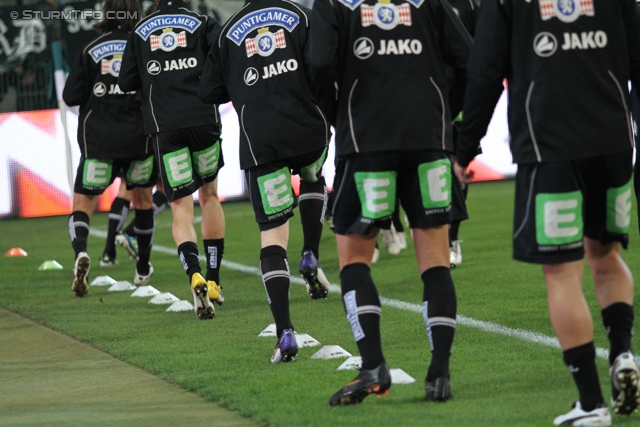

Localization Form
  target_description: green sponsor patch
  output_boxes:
[299,147,328,183]
[163,147,192,188]
[354,171,396,219]
[192,141,220,177]
[83,159,112,188]
[606,179,632,234]
[535,191,583,245]
[258,167,293,215]
[126,156,154,184]
[418,159,451,210]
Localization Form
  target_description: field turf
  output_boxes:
[1,179,639,426]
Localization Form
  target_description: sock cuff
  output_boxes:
[204,238,225,248]
[340,262,370,279]
[602,302,634,324]
[177,241,198,255]
[260,245,286,260]
[421,266,450,283]
[111,197,130,211]
[563,341,596,366]
[71,210,90,222]
[152,191,168,206]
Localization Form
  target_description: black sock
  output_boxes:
[69,211,90,256]
[204,238,224,284]
[122,190,167,237]
[105,197,129,256]
[449,222,461,245]
[177,242,200,282]
[563,342,604,411]
[299,177,326,260]
[134,208,154,275]
[123,219,135,238]
[422,266,457,381]
[602,303,634,365]
[340,263,384,370]
[152,190,168,216]
[260,245,293,337]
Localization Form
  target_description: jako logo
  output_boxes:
[376,39,422,55]
[261,59,298,79]
[93,82,107,97]
[533,32,557,57]
[561,31,607,51]
[147,60,161,75]
[244,67,259,86]
[162,58,197,71]
[354,37,374,60]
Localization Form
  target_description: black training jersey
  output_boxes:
[119,0,222,135]
[306,0,471,158]
[456,0,640,167]
[63,29,149,159]
[447,0,476,37]
[199,0,329,170]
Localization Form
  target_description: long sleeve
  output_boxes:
[62,52,87,107]
[198,34,231,105]
[305,0,340,125]
[456,0,510,167]
[625,0,640,89]
[118,32,142,93]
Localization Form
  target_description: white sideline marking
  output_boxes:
[91,229,628,363]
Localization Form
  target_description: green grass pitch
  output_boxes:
[1,179,639,426]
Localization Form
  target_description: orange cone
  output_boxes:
[5,247,27,257]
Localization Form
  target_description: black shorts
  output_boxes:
[332,150,453,235]
[74,153,159,195]
[513,150,633,264]
[450,171,469,223]
[153,124,224,203]
[246,147,327,231]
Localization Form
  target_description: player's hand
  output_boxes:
[453,157,474,184]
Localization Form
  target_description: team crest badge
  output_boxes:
[150,28,187,52]
[538,0,594,23]
[246,27,286,57]
[361,0,411,30]
[101,54,122,77]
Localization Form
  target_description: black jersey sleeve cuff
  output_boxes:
[455,134,480,168]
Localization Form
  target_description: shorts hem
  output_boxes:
[512,251,584,265]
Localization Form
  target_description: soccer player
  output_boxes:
[454,0,640,424]
[198,0,331,362]
[100,180,169,265]
[63,0,157,297]
[119,0,226,320]
[445,0,476,269]
[307,0,471,405]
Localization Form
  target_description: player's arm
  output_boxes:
[439,0,472,120]
[305,0,340,125]
[455,0,510,172]
[118,32,142,93]
[62,52,87,107]
[198,24,231,105]
[624,0,640,89]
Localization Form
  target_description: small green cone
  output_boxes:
[38,260,63,270]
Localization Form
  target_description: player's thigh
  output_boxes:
[582,150,633,249]
[245,161,297,232]
[73,156,119,196]
[153,130,203,202]
[396,150,452,230]
[513,161,585,265]
[331,153,399,236]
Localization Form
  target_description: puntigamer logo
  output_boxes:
[226,8,299,46]
[88,40,126,63]
[135,15,201,40]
